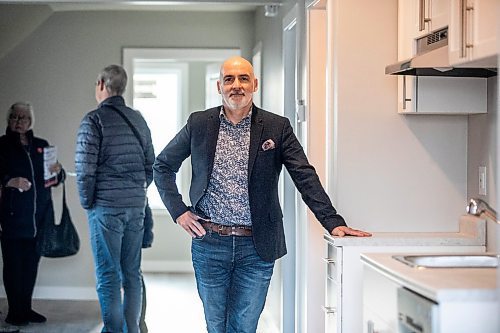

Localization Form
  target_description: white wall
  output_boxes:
[331,0,468,233]
[467,77,498,252]
[0,8,255,297]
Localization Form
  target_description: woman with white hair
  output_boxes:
[0,102,63,327]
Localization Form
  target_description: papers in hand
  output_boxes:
[44,146,58,187]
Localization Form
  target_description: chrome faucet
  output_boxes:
[466,198,499,224]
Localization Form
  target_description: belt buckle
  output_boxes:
[217,224,231,237]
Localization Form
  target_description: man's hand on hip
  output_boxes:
[176,211,207,238]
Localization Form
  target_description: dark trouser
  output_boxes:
[0,237,40,321]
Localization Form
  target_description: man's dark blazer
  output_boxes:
[153,105,346,262]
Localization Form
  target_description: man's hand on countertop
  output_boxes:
[332,226,372,237]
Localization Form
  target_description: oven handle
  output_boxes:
[399,313,424,332]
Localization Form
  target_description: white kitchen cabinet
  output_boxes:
[398,75,487,114]
[323,234,485,332]
[398,0,449,60]
[362,253,498,333]
[395,0,492,115]
[324,243,484,332]
[449,0,498,67]
[363,263,399,333]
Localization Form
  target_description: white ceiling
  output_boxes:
[0,0,285,12]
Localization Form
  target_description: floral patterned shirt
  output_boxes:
[197,108,252,226]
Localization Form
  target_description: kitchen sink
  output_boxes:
[392,254,499,268]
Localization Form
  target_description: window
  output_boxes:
[252,42,262,108]
[131,61,187,209]
[205,63,221,109]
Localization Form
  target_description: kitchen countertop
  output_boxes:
[360,251,497,303]
[324,215,485,246]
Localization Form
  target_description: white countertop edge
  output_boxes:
[325,216,485,246]
[360,253,497,303]
[360,253,439,301]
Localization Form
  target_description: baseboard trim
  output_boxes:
[141,260,194,273]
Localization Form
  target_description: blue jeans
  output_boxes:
[192,231,275,333]
[88,206,145,333]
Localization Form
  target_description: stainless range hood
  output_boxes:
[385,27,497,78]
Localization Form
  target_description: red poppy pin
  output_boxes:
[37,147,43,154]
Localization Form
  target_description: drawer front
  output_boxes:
[325,244,341,282]
[325,271,338,307]
[324,243,342,332]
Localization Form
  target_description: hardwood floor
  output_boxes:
[0,272,279,333]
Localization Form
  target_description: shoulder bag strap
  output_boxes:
[106,105,145,152]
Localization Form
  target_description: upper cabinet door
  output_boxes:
[398,0,449,61]
[426,0,449,33]
[398,76,487,114]
[449,0,498,67]
[398,0,418,60]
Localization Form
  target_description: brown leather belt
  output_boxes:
[201,222,252,237]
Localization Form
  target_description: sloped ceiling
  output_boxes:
[0,4,53,61]
[0,1,284,61]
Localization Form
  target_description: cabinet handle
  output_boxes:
[460,0,474,58]
[402,76,411,110]
[419,0,425,31]
[465,4,474,50]
[322,306,336,314]
[418,0,431,31]
[323,258,336,264]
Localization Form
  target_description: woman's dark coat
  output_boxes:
[0,128,61,239]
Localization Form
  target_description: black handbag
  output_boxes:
[38,181,80,258]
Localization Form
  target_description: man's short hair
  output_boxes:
[97,64,128,96]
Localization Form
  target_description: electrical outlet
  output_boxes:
[478,166,487,196]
